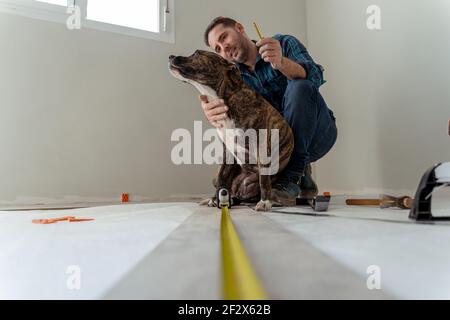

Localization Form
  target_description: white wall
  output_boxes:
[0,0,307,205]
[307,0,450,195]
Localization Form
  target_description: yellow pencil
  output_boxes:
[253,21,264,40]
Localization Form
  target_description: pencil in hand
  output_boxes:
[253,22,264,40]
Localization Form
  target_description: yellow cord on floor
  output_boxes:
[220,205,268,300]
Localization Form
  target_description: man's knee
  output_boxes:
[284,79,316,103]
[282,80,317,116]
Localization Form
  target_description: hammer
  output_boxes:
[346,194,414,209]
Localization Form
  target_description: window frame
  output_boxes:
[0,0,175,43]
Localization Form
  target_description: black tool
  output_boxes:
[216,188,331,212]
[409,162,450,221]
[296,195,331,212]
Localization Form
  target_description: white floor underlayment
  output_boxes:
[1,195,450,299]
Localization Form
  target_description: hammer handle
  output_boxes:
[346,199,381,206]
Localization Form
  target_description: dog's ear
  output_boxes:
[226,64,242,87]
[226,62,238,71]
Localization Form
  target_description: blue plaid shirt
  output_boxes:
[236,34,325,110]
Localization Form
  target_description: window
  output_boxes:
[36,0,68,5]
[0,0,174,43]
[87,0,159,33]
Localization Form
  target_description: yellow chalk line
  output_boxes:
[220,205,268,300]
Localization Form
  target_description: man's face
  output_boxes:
[208,23,250,64]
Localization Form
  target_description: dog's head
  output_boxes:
[168,50,242,96]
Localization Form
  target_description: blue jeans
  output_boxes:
[277,79,337,182]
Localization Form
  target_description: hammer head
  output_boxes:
[380,194,413,209]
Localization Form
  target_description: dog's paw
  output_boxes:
[254,199,272,212]
[198,197,217,207]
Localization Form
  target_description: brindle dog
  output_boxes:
[168,50,294,211]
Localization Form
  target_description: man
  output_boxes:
[200,16,337,200]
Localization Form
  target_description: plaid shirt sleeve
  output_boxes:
[280,35,325,88]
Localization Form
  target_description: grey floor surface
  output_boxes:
[2,196,450,299]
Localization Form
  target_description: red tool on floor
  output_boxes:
[32,216,95,224]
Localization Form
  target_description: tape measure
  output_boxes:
[218,188,268,300]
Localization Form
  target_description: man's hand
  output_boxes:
[256,37,307,80]
[199,95,228,128]
[256,38,284,70]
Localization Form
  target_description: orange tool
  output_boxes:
[32,216,75,224]
[32,216,94,224]
[68,217,95,222]
[32,219,57,224]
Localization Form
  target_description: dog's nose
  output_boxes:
[169,55,184,66]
